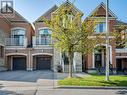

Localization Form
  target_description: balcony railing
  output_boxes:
[5,38,27,48]
[33,36,52,47]
[116,48,127,53]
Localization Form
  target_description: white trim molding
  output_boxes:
[11,27,26,31]
[38,27,51,31]
[32,53,53,56]
[93,44,112,68]
[6,53,27,56]
[116,48,127,53]
[116,56,127,58]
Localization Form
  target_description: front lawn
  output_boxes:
[59,75,127,86]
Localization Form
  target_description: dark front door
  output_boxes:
[95,54,102,68]
[36,56,51,70]
[13,57,26,70]
[116,59,122,71]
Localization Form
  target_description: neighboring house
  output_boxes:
[115,21,127,73]
[82,3,127,74]
[0,9,34,71]
[83,2,117,73]
[0,1,127,73]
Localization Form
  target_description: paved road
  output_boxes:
[36,89,127,95]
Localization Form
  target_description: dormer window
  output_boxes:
[37,28,52,45]
[95,22,106,33]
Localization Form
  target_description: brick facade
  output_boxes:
[0,1,126,73]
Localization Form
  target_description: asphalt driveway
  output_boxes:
[0,70,57,95]
[0,70,56,82]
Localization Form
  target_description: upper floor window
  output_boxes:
[62,13,74,28]
[11,29,25,37]
[37,28,52,45]
[95,22,106,33]
[11,28,26,46]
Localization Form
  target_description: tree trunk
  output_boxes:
[68,48,73,78]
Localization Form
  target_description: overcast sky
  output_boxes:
[14,0,127,23]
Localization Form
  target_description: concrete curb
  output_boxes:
[56,86,127,89]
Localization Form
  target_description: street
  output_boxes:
[0,87,127,95]
[36,89,127,95]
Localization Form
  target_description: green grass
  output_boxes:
[59,75,127,86]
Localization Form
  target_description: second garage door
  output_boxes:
[36,56,51,70]
[13,57,26,70]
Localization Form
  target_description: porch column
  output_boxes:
[102,50,105,67]
[109,46,112,65]
[73,52,82,72]
[92,51,95,68]
[28,49,33,71]
[60,51,64,72]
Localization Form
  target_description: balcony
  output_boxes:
[5,38,27,48]
[116,48,127,53]
[33,36,53,49]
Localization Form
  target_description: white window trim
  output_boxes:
[11,27,26,36]
[95,22,106,34]
[11,27,26,31]
[38,27,51,31]
[37,27,52,45]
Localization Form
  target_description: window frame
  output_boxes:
[11,28,26,46]
[37,28,52,45]
[11,27,26,37]
[95,22,106,33]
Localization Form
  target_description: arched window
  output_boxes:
[37,28,52,45]
[11,28,26,46]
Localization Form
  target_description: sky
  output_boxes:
[13,0,127,23]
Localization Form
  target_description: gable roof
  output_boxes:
[88,2,117,18]
[34,5,58,23]
[0,6,29,23]
[53,0,83,16]
[116,20,127,26]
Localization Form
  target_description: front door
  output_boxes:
[116,59,122,71]
[95,54,102,68]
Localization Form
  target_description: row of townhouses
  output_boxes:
[0,1,127,74]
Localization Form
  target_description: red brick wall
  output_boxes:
[85,5,117,70]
